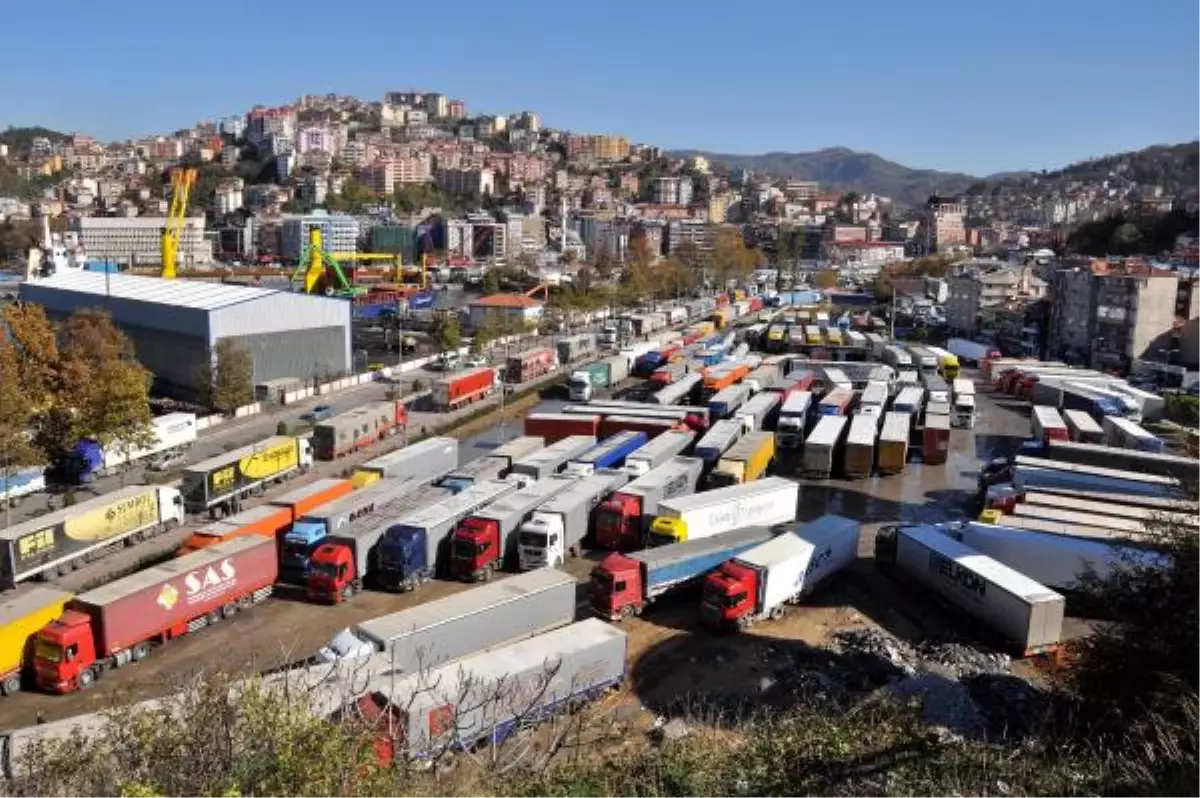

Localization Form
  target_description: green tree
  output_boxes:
[481,268,501,296]
[814,269,839,290]
[198,339,255,414]
[431,313,462,355]
[1110,222,1144,253]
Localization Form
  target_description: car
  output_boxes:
[464,354,488,368]
[301,404,334,423]
[148,450,186,472]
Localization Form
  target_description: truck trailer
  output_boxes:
[801,416,847,478]
[710,432,775,488]
[32,536,278,693]
[376,479,520,591]
[432,367,497,412]
[701,515,859,630]
[182,435,313,516]
[648,477,799,547]
[505,347,557,384]
[524,412,600,443]
[1,484,185,587]
[735,391,781,433]
[775,391,813,449]
[351,437,458,488]
[651,372,703,406]
[694,419,744,467]
[438,456,510,494]
[517,469,629,570]
[557,333,598,364]
[178,504,292,555]
[564,431,649,477]
[590,525,780,621]
[874,524,1065,655]
[312,400,407,460]
[594,456,704,550]
[624,429,695,477]
[843,414,878,478]
[0,587,73,696]
[510,435,597,480]
[316,569,578,670]
[922,413,951,465]
[567,356,628,401]
[65,412,197,483]
[876,412,910,475]
[449,476,579,581]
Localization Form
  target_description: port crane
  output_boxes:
[161,168,197,279]
[293,227,429,297]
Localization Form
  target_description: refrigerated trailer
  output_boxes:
[510,435,596,480]
[802,416,848,478]
[648,477,798,547]
[352,437,458,488]
[874,525,1065,655]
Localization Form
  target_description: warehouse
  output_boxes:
[20,272,351,400]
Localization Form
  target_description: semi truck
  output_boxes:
[710,432,775,488]
[564,431,649,477]
[775,391,813,449]
[935,520,1170,591]
[482,435,545,469]
[922,413,951,465]
[892,386,924,415]
[735,391,781,434]
[556,333,598,364]
[843,414,878,478]
[271,478,354,524]
[947,338,1000,365]
[449,476,578,581]
[1032,406,1069,443]
[1035,439,1196,481]
[1062,409,1104,444]
[315,569,577,669]
[651,372,702,406]
[648,477,799,547]
[624,429,695,477]
[524,412,601,443]
[0,484,185,587]
[818,387,854,417]
[594,456,704,550]
[517,469,629,570]
[178,504,292,555]
[801,415,847,478]
[304,514,395,602]
[280,477,430,584]
[376,479,520,591]
[511,435,596,480]
[567,357,628,401]
[590,525,779,620]
[432,367,497,412]
[438,456,510,493]
[32,536,278,693]
[351,437,458,488]
[505,347,556,384]
[64,412,197,483]
[876,412,911,475]
[312,400,407,460]
[707,384,751,420]
[0,587,73,696]
[182,435,313,517]
[701,515,859,630]
[874,524,1065,655]
[650,362,687,387]
[694,419,744,467]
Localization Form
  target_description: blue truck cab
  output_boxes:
[280,517,330,584]
[377,524,434,591]
[63,439,105,483]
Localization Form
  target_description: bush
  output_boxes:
[276,421,289,435]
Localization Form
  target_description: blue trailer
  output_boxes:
[590,524,780,619]
[564,431,649,477]
[633,350,668,377]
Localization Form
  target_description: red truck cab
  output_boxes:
[33,611,100,693]
[306,541,358,603]
[589,553,645,620]
[700,561,757,629]
[594,494,641,550]
[450,517,502,580]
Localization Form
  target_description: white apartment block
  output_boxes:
[73,217,213,266]
[280,212,361,260]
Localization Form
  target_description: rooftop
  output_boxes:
[23,271,296,311]
[469,293,543,309]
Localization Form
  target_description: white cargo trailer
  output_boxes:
[802,416,848,477]
[648,476,798,546]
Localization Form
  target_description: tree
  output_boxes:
[198,339,255,414]
[711,228,758,288]
[1110,222,1143,253]
[591,243,617,282]
[481,269,501,296]
[814,270,839,290]
[623,236,657,306]
[431,313,462,354]
[2,304,58,411]
[0,332,39,513]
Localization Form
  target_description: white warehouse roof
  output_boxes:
[19,271,350,341]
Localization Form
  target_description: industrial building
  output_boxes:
[20,272,351,400]
[72,217,213,267]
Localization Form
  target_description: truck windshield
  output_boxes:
[704,585,745,608]
[452,538,486,557]
[34,639,62,663]
[594,513,619,538]
[309,562,338,581]
[282,540,310,561]
[518,531,546,547]
[590,568,613,587]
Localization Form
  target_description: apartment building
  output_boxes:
[436,167,495,197]
[922,195,967,252]
[946,263,1046,333]
[280,212,361,260]
[246,106,297,146]
[565,134,630,162]
[652,176,693,206]
[666,220,716,261]
[361,154,433,193]
[73,216,213,266]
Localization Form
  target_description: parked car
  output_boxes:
[464,354,489,368]
[148,450,186,472]
[301,404,335,423]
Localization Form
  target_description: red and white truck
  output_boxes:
[594,456,704,550]
[432,367,497,412]
[32,536,277,693]
[700,515,859,631]
[505,348,557,384]
[312,401,407,460]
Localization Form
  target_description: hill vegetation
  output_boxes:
[0,126,71,156]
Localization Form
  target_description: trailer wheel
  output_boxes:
[480,567,492,583]
[206,610,222,626]
[1,674,21,695]
[77,669,95,690]
[221,602,238,619]
[340,584,355,601]
[131,642,151,662]
[620,605,635,620]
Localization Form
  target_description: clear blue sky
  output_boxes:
[2,0,1195,175]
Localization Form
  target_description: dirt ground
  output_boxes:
[0,369,1066,734]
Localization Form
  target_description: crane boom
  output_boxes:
[161,168,197,279]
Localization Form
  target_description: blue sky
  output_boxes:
[2,0,1195,175]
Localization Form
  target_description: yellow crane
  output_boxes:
[296,227,429,295]
[161,168,197,279]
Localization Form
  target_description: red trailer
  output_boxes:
[505,347,557,384]
[922,414,950,465]
[748,297,763,312]
[524,412,601,443]
[312,401,407,459]
[432,367,496,411]
[599,415,676,439]
[33,536,277,693]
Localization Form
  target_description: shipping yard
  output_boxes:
[0,291,1196,775]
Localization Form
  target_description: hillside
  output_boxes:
[963,141,1198,197]
[0,125,71,157]
[670,146,979,206]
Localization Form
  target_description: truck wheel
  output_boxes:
[206,609,222,625]
[221,602,238,619]
[131,642,151,662]
[77,669,95,690]
[769,606,785,621]
[480,567,492,582]
[620,605,635,620]
[340,584,355,601]
[1,674,21,695]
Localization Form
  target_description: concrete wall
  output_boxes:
[223,326,350,387]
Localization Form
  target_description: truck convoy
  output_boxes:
[624,429,695,477]
[648,477,799,547]
[449,476,578,581]
[182,436,313,517]
[594,456,705,550]
[567,356,629,401]
[564,431,649,477]
[376,479,520,591]
[316,569,577,668]
[351,437,458,488]
[710,432,775,488]
[32,536,277,693]
[591,525,780,621]
[874,524,1065,655]
[312,400,407,460]
[518,469,629,570]
[1,484,185,587]
[65,412,197,483]
[511,435,596,480]
[701,515,859,631]
[0,587,73,695]
[280,477,427,585]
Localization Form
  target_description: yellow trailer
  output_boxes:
[710,432,775,487]
[0,586,73,695]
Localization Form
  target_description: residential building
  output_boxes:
[708,192,737,223]
[946,263,1046,333]
[826,241,905,268]
[447,99,467,119]
[783,180,820,201]
[565,134,630,162]
[214,180,244,217]
[666,220,716,261]
[436,167,495,197]
[73,216,213,267]
[922,195,967,252]
[246,106,297,146]
[467,294,544,330]
[652,176,693,206]
[423,93,448,118]
[280,212,361,260]
[297,125,339,155]
[362,154,432,193]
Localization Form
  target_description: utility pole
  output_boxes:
[890,286,897,340]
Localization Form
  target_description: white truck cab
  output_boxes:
[517,513,564,570]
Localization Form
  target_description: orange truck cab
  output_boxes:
[32,610,99,693]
